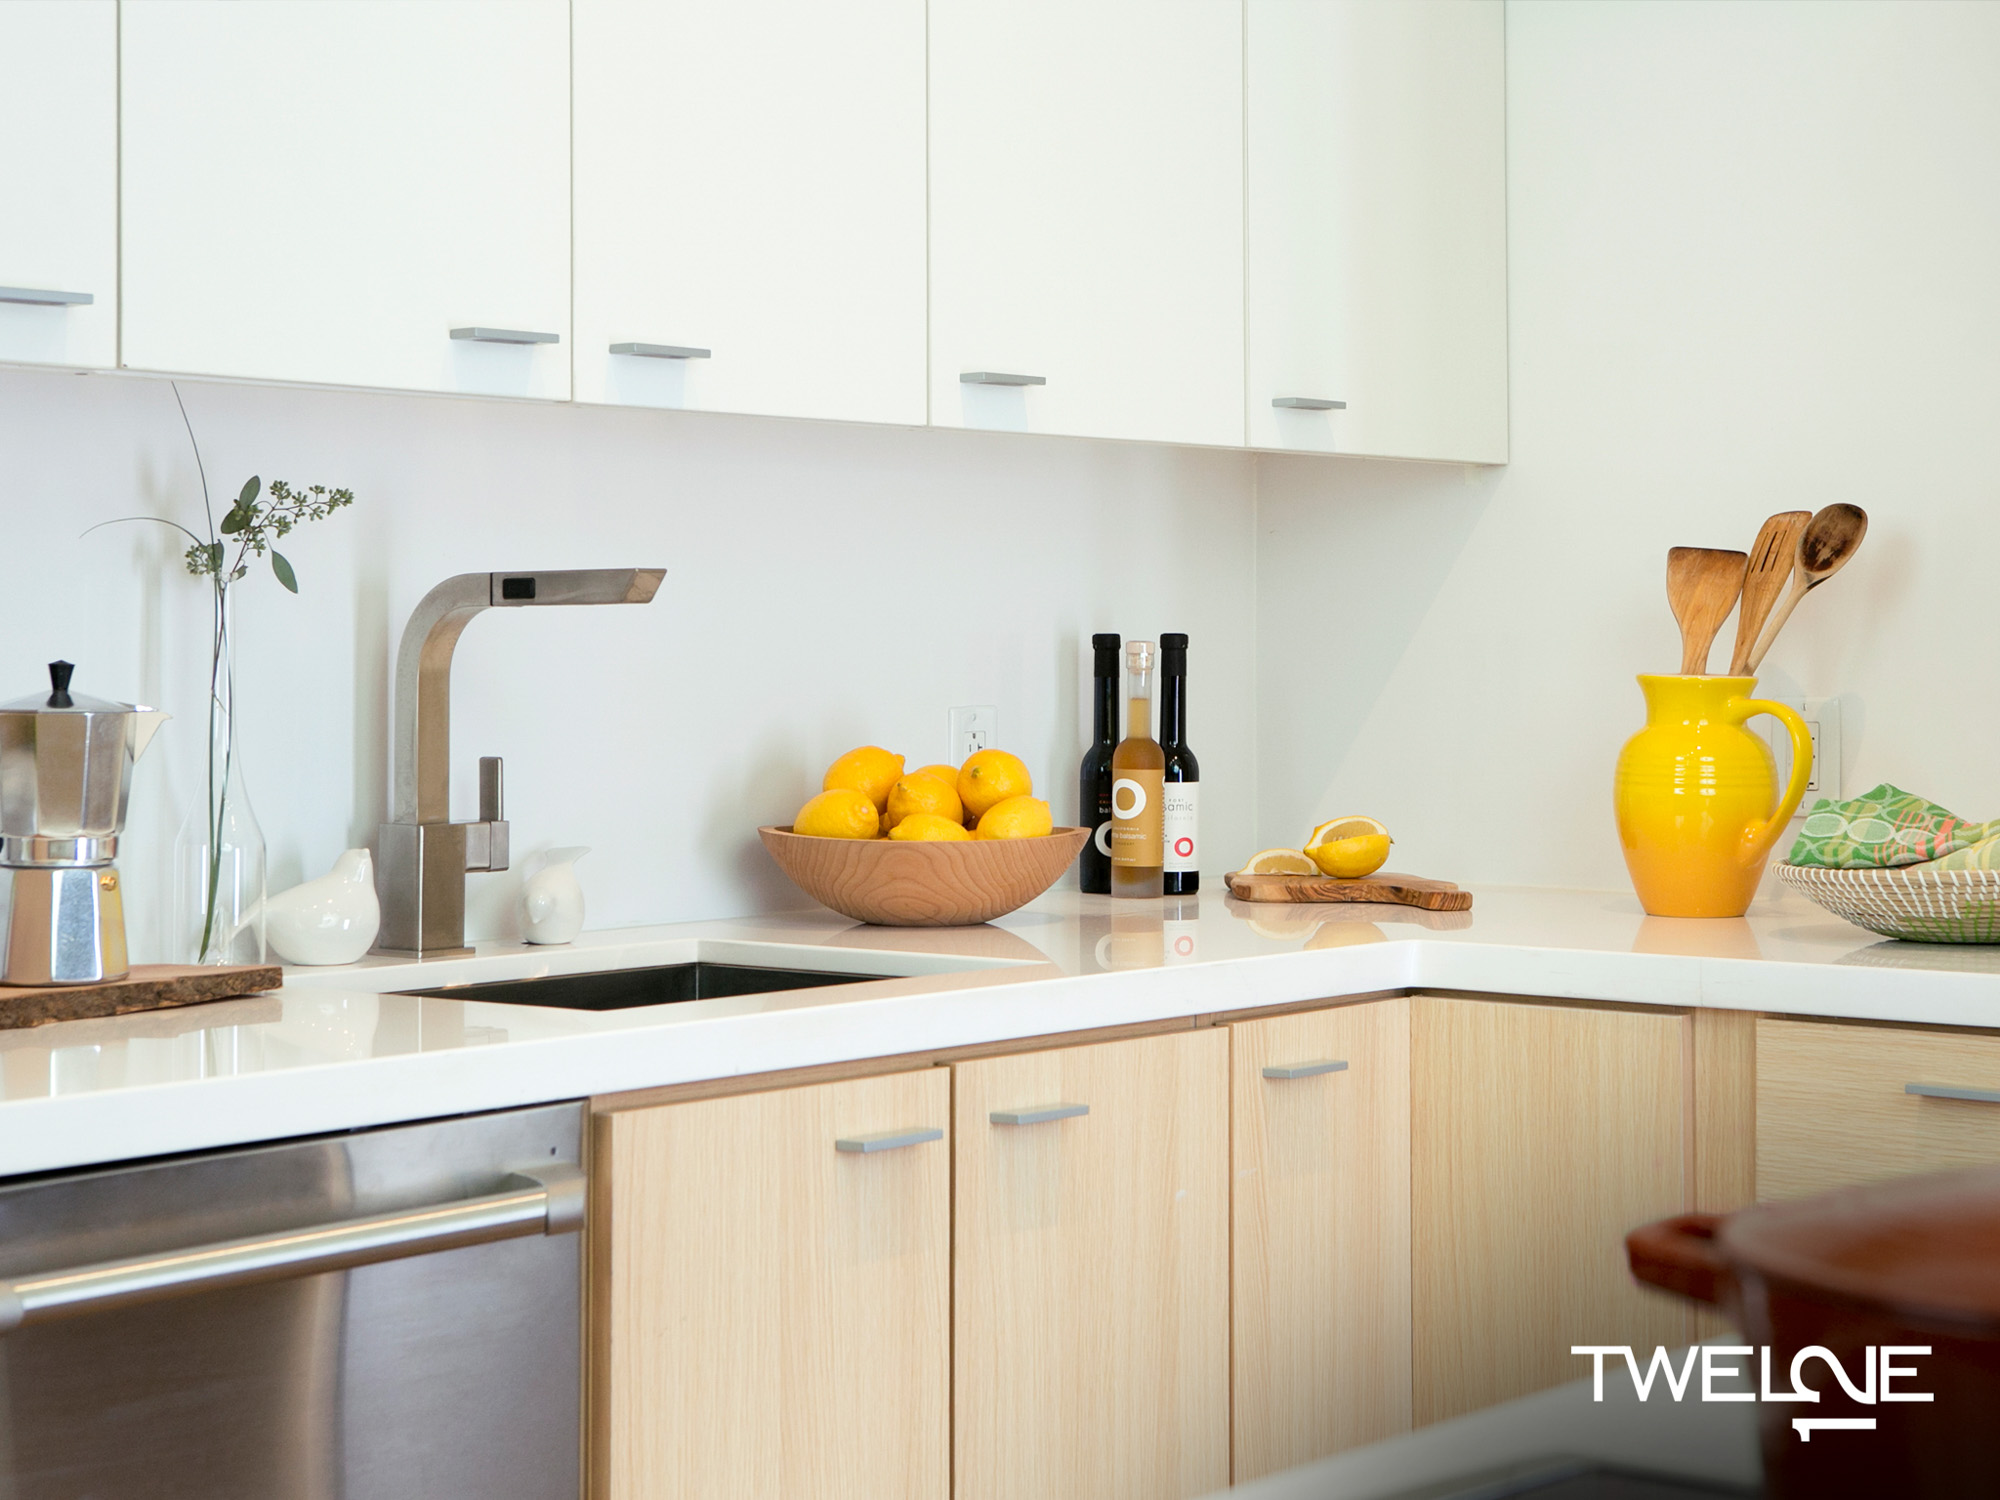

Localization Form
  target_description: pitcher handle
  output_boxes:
[1736,696,1814,865]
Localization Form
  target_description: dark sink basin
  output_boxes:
[395,960,896,1012]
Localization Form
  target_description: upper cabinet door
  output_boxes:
[573,1,927,426]
[0,2,117,370]
[1246,0,1508,462]
[928,1,1245,448]
[121,1,570,399]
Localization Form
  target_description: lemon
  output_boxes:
[976,794,1052,840]
[824,746,905,813]
[889,812,973,842]
[886,772,963,830]
[913,763,960,789]
[958,750,1032,820]
[1305,814,1389,849]
[1241,847,1318,876]
[1306,833,1393,879]
[794,788,883,840]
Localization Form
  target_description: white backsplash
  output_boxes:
[0,369,1259,957]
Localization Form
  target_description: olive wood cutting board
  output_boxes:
[0,963,283,1031]
[1223,870,1473,912]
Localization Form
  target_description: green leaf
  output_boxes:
[239,475,261,507]
[205,542,225,573]
[219,507,245,534]
[270,549,298,593]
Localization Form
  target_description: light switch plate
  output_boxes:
[1768,698,1842,808]
[949,705,996,764]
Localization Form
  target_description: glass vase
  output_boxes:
[174,593,267,965]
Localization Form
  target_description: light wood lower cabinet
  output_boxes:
[952,1029,1230,1500]
[1409,994,1694,1425]
[1230,999,1412,1481]
[592,1068,950,1500]
[1759,1017,2000,1201]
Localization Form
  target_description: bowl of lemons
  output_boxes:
[760,746,1088,926]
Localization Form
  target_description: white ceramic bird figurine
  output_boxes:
[520,847,589,945]
[264,849,381,965]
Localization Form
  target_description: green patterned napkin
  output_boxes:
[1789,783,2000,870]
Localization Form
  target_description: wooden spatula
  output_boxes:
[1667,547,1748,674]
[1727,511,1812,674]
[1746,503,1868,672]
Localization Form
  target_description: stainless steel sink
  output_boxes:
[393,960,897,1012]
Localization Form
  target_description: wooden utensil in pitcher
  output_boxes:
[1727,511,1811,674]
[1745,503,1868,672]
[1667,546,1748,674]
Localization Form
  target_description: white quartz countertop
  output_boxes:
[3,883,1997,1179]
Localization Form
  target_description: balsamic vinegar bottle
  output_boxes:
[1110,640,1164,898]
[1077,632,1121,895]
[1161,632,1200,895]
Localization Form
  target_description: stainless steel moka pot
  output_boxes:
[0,662,167,986]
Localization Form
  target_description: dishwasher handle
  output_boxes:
[0,1163,584,1335]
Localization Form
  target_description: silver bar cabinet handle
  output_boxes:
[835,1127,944,1154]
[0,287,93,306]
[610,341,711,360]
[990,1103,1089,1126]
[961,371,1046,387]
[450,327,560,345]
[1262,1059,1349,1080]
[1906,1083,2000,1105]
[1272,397,1345,410]
[0,1163,583,1334]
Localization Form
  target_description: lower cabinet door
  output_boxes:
[953,1029,1230,1500]
[1759,1017,2000,1201]
[1231,999,1412,1481]
[594,1069,949,1500]
[1410,994,1693,1424]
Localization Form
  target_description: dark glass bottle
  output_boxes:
[1077,633,1120,895]
[1160,633,1200,895]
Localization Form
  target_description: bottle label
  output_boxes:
[1163,782,1199,873]
[1110,769,1164,866]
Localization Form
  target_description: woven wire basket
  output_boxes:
[1776,862,2000,944]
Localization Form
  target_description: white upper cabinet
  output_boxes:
[573,0,927,427]
[1246,0,1508,462]
[0,2,117,370]
[928,1,1246,448]
[121,1,570,399]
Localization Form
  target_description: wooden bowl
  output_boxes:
[758,825,1089,927]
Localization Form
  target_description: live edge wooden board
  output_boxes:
[1223,870,1473,912]
[0,963,283,1031]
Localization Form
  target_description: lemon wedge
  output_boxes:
[1306,814,1389,849]
[1242,847,1319,876]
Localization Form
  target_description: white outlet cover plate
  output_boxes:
[949,705,996,764]
[1763,698,1842,809]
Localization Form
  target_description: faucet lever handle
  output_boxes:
[479,757,504,823]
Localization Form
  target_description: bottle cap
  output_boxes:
[1126,640,1155,671]
[1092,633,1120,649]
[1091,633,1121,678]
[1161,633,1188,650]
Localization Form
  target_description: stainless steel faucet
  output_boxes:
[373,569,663,956]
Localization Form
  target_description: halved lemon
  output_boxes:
[1241,847,1319,876]
[1306,814,1389,849]
[1306,833,1393,880]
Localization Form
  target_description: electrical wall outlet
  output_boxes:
[949,705,997,763]
[1768,698,1842,809]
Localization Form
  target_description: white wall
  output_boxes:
[0,368,1258,957]
[1259,0,2000,891]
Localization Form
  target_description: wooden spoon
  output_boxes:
[1667,547,1749,674]
[1727,511,1812,674]
[1745,503,1869,672]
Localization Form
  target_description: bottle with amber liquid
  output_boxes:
[1160,632,1199,894]
[1110,640,1164,898]
[1076,632,1120,895]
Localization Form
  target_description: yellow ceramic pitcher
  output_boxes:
[1614,676,1813,918]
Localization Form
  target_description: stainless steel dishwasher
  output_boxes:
[0,1102,584,1500]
